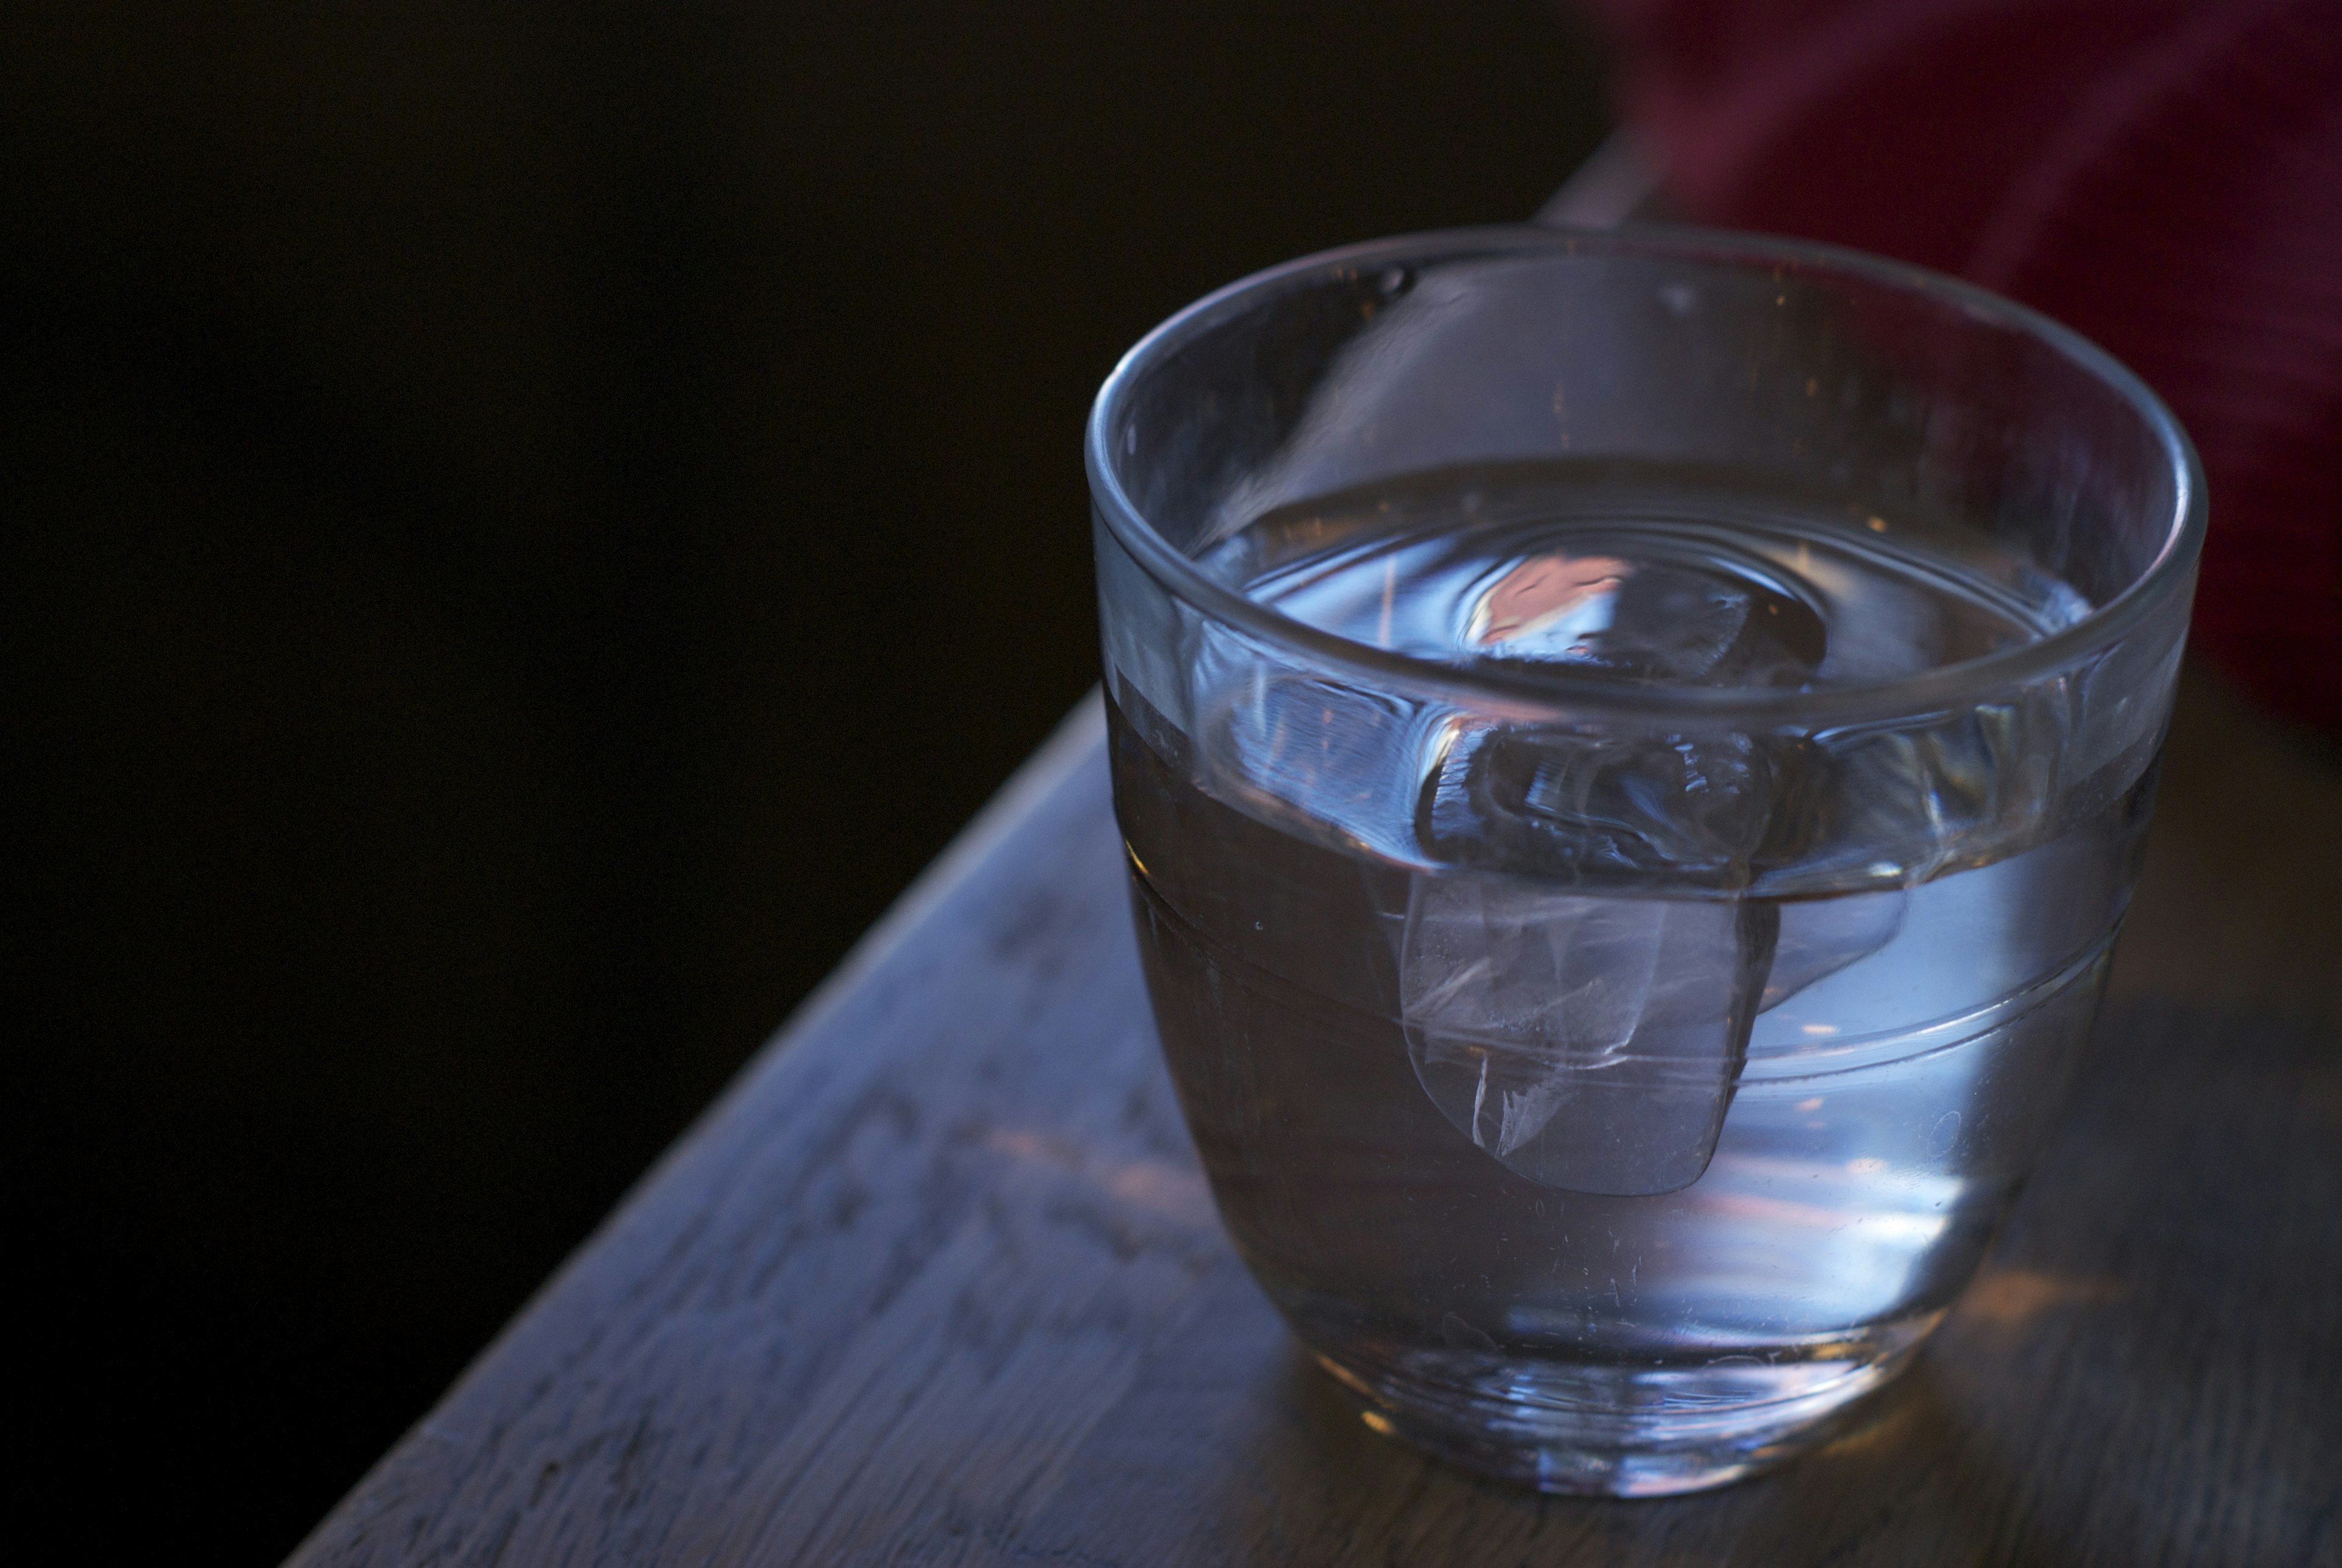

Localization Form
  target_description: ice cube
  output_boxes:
[1196,660,1447,868]
[1785,690,2068,891]
[1401,875,1775,1195]
[1763,886,1908,1011]
[1416,720,1781,889]
[1471,554,1827,689]
[1397,715,1906,1195]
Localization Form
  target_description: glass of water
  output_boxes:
[1086,226,2201,1496]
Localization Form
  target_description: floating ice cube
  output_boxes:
[1470,552,1827,689]
[1781,690,2068,893]
[1415,720,1780,888]
[1186,612,1459,867]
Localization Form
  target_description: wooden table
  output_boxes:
[286,660,2340,1568]
[288,151,2342,1561]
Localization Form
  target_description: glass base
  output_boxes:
[1313,1337,1920,1497]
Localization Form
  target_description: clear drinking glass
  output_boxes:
[1087,226,2201,1495]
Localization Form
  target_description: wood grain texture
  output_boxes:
[287,665,2341,1568]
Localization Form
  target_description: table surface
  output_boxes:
[285,660,2341,1568]
[287,142,2340,1568]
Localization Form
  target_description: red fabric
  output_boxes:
[1591,0,2342,728]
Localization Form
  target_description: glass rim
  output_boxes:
[1086,223,2206,726]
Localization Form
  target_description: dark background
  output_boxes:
[4,5,1610,1559]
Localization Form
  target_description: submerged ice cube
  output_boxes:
[1764,887,1909,1011]
[1400,720,1908,1195]
[1401,876,1774,1195]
